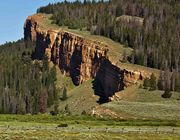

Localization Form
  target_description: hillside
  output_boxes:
[0,1,180,139]
[23,12,180,122]
[38,0,180,71]
[24,13,160,101]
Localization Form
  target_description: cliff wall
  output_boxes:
[24,14,156,101]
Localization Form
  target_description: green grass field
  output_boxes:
[1,129,180,140]
[0,114,180,140]
[103,86,180,120]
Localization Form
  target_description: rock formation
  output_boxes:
[24,14,158,102]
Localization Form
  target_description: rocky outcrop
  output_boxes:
[24,14,156,102]
[116,15,144,26]
[93,59,124,102]
[24,14,39,41]
[26,29,108,85]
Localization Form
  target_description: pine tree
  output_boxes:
[39,88,48,113]
[164,68,171,92]
[158,70,165,90]
[64,104,71,114]
[171,70,176,91]
[62,87,68,101]
[122,50,127,62]
[143,78,150,89]
[42,54,49,71]
[162,88,172,98]
[149,73,157,90]
[175,73,180,92]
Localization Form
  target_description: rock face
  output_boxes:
[24,14,155,102]
[116,15,144,26]
[24,14,39,42]
[93,60,124,102]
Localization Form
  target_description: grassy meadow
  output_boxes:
[0,114,180,140]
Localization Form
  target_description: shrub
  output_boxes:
[64,104,71,115]
[139,84,143,89]
[149,73,157,91]
[50,111,57,116]
[61,87,68,101]
[57,123,68,127]
[81,110,87,115]
[143,78,150,89]
[162,90,172,98]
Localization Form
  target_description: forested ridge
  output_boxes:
[0,0,179,115]
[37,0,180,72]
[0,40,57,114]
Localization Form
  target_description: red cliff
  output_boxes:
[24,14,159,101]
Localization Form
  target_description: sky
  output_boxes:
[0,0,70,45]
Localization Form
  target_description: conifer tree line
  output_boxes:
[0,40,58,114]
[37,0,180,72]
[143,70,180,94]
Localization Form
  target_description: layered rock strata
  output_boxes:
[24,14,155,101]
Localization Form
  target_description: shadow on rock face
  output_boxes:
[92,60,125,104]
[69,45,82,85]
[92,79,109,104]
